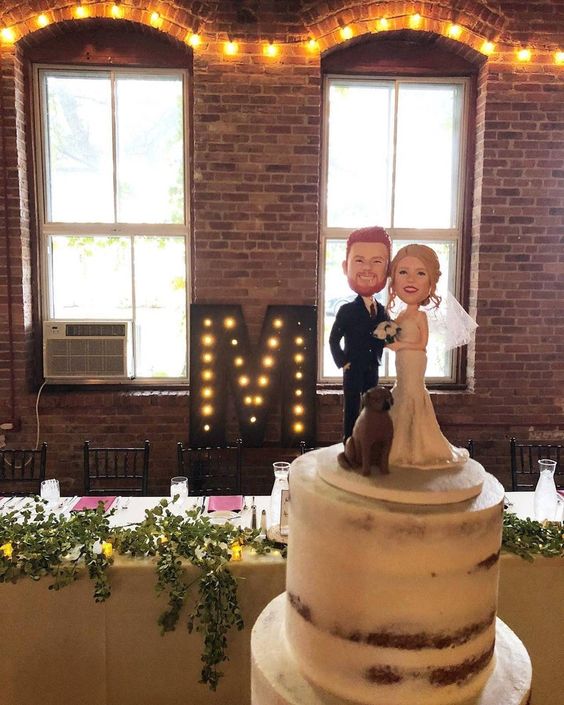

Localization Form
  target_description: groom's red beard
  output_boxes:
[347,274,387,297]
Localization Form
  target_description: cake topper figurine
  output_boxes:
[385,244,471,470]
[329,226,392,443]
[338,385,394,476]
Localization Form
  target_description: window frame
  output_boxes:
[33,63,191,385]
[318,72,473,386]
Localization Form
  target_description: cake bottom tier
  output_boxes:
[251,594,531,705]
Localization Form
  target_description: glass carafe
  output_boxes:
[270,461,290,534]
[533,459,558,522]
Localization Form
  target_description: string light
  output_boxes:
[293,422,304,434]
[264,42,278,57]
[481,40,495,55]
[267,337,279,349]
[273,318,283,329]
[202,370,213,381]
[447,23,463,39]
[203,424,210,431]
[202,334,214,346]
[306,38,319,52]
[377,17,390,31]
[295,336,304,345]
[238,375,250,387]
[0,27,16,43]
[202,352,213,363]
[110,3,124,19]
[230,338,238,346]
[150,11,162,28]
[409,13,422,29]
[225,41,238,55]
[74,3,88,19]
[554,50,564,64]
[37,14,50,28]
[202,404,213,416]
[201,387,213,398]
[263,356,274,367]
[340,25,353,40]
[223,317,236,329]
[517,47,532,62]
[258,375,269,386]
[244,395,252,405]
[187,33,201,48]
[203,318,212,327]
[234,356,244,367]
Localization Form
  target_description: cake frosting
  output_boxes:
[283,445,505,705]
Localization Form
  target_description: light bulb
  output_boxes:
[306,38,318,52]
[224,317,236,329]
[203,318,212,327]
[555,50,564,65]
[267,337,279,349]
[481,41,495,55]
[234,356,244,367]
[202,387,213,398]
[258,375,269,387]
[150,11,162,28]
[295,336,304,345]
[225,41,238,55]
[264,42,278,57]
[377,17,389,31]
[74,4,88,18]
[202,352,213,363]
[517,48,531,62]
[340,26,353,40]
[202,334,214,346]
[202,404,213,417]
[1,27,16,42]
[448,23,462,39]
[409,14,422,29]
[293,422,304,433]
[111,4,124,19]
[239,375,250,387]
[273,318,283,329]
[294,353,304,363]
[263,356,274,367]
[37,14,50,27]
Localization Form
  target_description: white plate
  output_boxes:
[207,510,241,524]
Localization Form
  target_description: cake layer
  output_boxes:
[252,594,532,705]
[284,445,505,705]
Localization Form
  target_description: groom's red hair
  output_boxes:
[345,226,392,272]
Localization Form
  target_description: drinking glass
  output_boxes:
[40,479,60,505]
[170,476,189,503]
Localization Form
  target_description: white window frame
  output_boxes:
[33,64,191,384]
[319,74,471,384]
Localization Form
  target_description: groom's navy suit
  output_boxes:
[329,296,389,442]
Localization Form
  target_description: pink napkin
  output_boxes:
[207,495,243,512]
[72,496,116,511]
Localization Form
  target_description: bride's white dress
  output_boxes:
[389,316,469,470]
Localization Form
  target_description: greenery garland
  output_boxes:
[0,500,561,689]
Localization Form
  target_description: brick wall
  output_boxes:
[0,0,563,494]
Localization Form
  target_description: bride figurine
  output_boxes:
[385,244,470,470]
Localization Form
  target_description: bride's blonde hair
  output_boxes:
[387,244,442,311]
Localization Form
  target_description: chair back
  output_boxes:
[0,443,47,496]
[510,437,562,491]
[84,440,150,495]
[177,439,242,496]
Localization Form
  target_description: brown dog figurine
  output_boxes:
[338,386,394,476]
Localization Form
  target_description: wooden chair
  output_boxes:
[83,440,150,495]
[510,437,562,491]
[0,442,47,496]
[177,439,242,496]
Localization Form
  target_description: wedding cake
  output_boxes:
[251,446,532,705]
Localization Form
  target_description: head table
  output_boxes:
[0,492,561,705]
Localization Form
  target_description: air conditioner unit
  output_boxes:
[43,320,133,383]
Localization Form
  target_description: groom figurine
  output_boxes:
[329,226,392,442]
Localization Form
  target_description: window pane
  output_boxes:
[133,237,187,378]
[116,76,184,224]
[43,73,113,223]
[51,236,132,319]
[394,84,463,228]
[326,82,393,228]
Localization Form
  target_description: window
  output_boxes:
[34,66,189,381]
[320,74,470,382]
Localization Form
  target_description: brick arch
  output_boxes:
[321,29,488,73]
[297,0,505,45]
[18,17,193,65]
